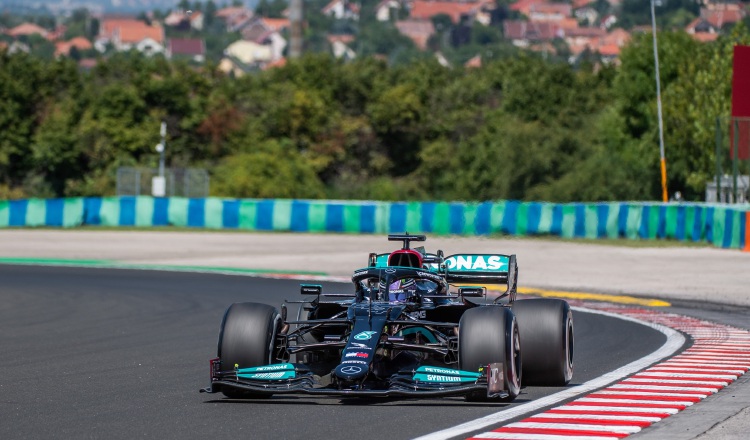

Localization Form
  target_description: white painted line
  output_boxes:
[623,378,728,386]
[471,433,618,440]
[575,397,694,406]
[412,307,685,440]
[552,405,680,415]
[504,422,641,434]
[594,390,706,398]
[607,384,718,393]
[529,413,662,422]
[636,372,738,379]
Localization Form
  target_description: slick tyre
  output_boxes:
[458,306,521,402]
[512,298,573,386]
[217,302,281,398]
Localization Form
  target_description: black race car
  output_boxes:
[200,234,573,401]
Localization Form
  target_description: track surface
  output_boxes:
[0,265,669,440]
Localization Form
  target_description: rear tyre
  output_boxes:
[458,306,521,402]
[512,298,573,386]
[217,302,281,398]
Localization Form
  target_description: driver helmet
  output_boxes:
[385,249,423,302]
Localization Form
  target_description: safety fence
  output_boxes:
[0,197,748,250]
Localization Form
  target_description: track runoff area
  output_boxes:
[260,271,749,440]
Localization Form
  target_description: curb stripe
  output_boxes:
[455,302,750,440]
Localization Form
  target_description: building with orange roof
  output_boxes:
[395,19,435,50]
[259,17,290,31]
[96,17,164,55]
[409,0,486,25]
[54,36,93,58]
[6,23,49,39]
[510,0,546,17]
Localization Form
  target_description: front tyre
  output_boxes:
[512,298,573,386]
[217,302,281,398]
[459,306,521,402]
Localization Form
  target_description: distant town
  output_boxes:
[1,0,748,71]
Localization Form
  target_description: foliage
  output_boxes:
[1,23,747,202]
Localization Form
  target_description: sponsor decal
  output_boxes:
[445,255,507,271]
[348,342,372,350]
[408,310,427,319]
[385,268,397,274]
[427,375,462,382]
[253,364,292,372]
[340,366,362,374]
[416,271,444,283]
[354,331,378,341]
[341,360,367,364]
[422,367,461,375]
[250,372,286,379]
[345,352,369,358]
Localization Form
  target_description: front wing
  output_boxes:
[200,361,509,399]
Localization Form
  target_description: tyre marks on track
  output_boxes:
[467,303,750,440]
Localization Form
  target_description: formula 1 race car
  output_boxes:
[200,234,573,401]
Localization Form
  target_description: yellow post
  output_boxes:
[660,158,668,202]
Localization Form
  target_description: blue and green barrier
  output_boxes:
[0,197,748,250]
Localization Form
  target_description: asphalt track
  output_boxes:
[0,265,667,440]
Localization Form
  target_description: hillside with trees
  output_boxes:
[1,13,749,202]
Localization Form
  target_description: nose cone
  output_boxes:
[335,363,368,381]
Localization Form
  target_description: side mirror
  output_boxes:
[459,286,485,297]
[300,284,322,295]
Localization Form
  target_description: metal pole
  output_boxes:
[289,0,303,58]
[651,0,668,202]
[159,121,166,178]
[716,117,722,203]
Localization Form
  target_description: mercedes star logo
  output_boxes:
[340,366,362,374]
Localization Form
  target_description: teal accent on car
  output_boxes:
[397,327,438,343]
[442,254,509,272]
[236,363,296,380]
[413,365,482,383]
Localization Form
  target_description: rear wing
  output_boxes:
[368,252,518,303]
[441,254,518,303]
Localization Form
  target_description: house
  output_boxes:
[327,34,356,59]
[166,38,205,63]
[503,20,562,47]
[322,0,360,20]
[698,5,745,30]
[6,23,49,39]
[96,18,165,55]
[510,0,546,17]
[215,7,254,32]
[395,19,436,50]
[375,0,403,22]
[7,41,31,54]
[409,0,487,25]
[563,26,605,53]
[54,36,93,57]
[189,11,204,31]
[223,39,274,66]
[528,2,572,22]
[574,6,598,26]
[240,17,290,62]
[600,14,617,30]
